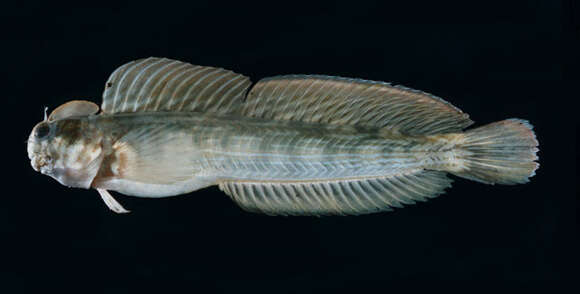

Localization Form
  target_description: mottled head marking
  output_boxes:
[28,101,103,189]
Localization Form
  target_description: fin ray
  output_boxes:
[218,171,452,216]
[109,124,201,185]
[97,189,130,214]
[453,119,539,184]
[101,57,251,115]
[241,76,473,134]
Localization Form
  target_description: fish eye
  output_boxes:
[35,124,50,138]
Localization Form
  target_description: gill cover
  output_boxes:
[46,100,103,189]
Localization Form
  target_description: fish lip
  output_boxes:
[26,139,35,160]
[30,154,53,174]
[29,154,40,172]
[30,159,40,172]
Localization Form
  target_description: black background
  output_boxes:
[2,0,575,292]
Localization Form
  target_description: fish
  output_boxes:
[27,57,539,215]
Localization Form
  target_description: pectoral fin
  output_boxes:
[48,100,99,121]
[97,189,130,214]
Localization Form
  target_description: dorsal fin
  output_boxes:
[241,75,473,135]
[101,57,251,114]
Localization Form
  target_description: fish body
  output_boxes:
[79,112,459,194]
[27,58,539,215]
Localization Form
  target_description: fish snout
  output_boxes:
[30,154,53,174]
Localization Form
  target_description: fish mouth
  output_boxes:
[30,154,53,174]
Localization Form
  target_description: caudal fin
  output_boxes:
[453,119,539,185]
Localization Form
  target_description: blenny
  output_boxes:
[27,58,539,215]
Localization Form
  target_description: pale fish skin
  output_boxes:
[27,58,539,215]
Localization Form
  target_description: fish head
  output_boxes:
[27,100,103,189]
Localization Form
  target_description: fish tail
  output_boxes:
[451,119,539,185]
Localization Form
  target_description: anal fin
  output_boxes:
[218,170,452,216]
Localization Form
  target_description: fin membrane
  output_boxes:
[453,119,539,185]
[101,59,472,135]
[97,189,130,213]
[110,124,201,185]
[241,75,473,135]
[218,170,452,216]
[101,57,251,115]
[48,100,99,121]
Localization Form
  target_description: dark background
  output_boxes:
[2,0,574,292]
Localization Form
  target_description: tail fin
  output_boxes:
[452,119,539,185]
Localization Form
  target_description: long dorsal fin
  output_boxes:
[241,75,473,135]
[101,57,251,114]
